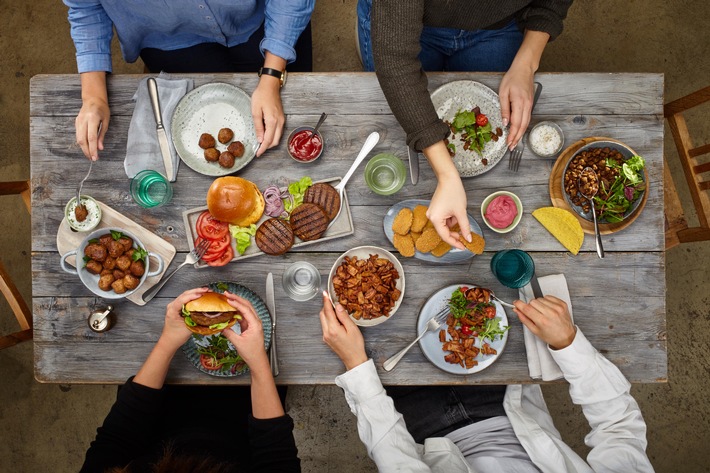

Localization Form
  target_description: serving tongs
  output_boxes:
[329,131,380,226]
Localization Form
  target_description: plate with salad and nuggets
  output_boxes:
[431,80,509,177]
[417,284,509,375]
[383,199,485,263]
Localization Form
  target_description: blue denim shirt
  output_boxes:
[64,0,314,73]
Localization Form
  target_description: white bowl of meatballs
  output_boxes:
[60,228,164,299]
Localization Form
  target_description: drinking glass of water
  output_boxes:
[282,261,321,301]
[130,170,173,208]
[364,153,406,195]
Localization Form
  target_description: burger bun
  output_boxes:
[207,176,265,226]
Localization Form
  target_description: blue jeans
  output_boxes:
[385,385,507,443]
[357,0,523,72]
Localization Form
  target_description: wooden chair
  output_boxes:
[0,180,33,349]
[663,85,710,249]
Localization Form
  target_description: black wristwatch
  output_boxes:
[258,67,287,88]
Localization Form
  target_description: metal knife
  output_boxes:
[530,274,544,300]
[407,145,419,185]
[266,272,279,377]
[147,78,175,182]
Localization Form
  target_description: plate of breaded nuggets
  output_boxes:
[384,199,485,263]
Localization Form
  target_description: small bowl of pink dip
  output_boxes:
[481,191,523,234]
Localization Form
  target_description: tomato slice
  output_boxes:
[206,245,234,267]
[196,211,229,240]
[484,305,497,319]
[198,235,231,256]
[200,354,223,371]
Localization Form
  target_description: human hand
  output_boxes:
[319,292,367,371]
[251,80,285,157]
[498,62,535,150]
[76,96,109,161]
[427,174,470,250]
[221,292,268,368]
[513,295,577,350]
[159,287,210,353]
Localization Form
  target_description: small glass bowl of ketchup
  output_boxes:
[287,126,324,163]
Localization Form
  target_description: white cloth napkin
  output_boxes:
[124,73,194,182]
[518,274,574,381]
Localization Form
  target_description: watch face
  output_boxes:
[280,70,287,87]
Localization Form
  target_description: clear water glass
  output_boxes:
[130,170,173,208]
[282,261,321,301]
[364,153,407,195]
[490,250,535,289]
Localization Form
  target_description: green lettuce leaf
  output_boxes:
[229,224,257,255]
[284,176,313,213]
[184,316,196,327]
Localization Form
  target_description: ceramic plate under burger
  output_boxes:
[182,281,271,377]
[171,82,258,176]
[418,284,508,375]
[430,80,509,177]
[327,246,405,327]
[561,139,647,224]
[383,199,484,264]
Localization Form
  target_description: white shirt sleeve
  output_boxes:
[548,328,655,472]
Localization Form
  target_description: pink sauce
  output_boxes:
[289,130,323,162]
[485,195,518,228]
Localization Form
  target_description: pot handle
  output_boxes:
[146,252,164,277]
[60,250,79,275]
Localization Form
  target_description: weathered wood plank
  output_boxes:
[30,73,663,118]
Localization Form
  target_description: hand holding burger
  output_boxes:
[180,292,243,336]
[221,293,268,368]
[160,287,210,352]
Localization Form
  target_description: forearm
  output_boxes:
[250,355,285,419]
[423,141,459,182]
[80,71,108,103]
[133,339,178,389]
[509,30,550,74]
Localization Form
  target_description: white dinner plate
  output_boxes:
[430,80,508,177]
[417,284,509,375]
[383,199,483,263]
[171,83,258,176]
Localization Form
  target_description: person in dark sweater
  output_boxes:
[80,287,300,473]
[358,0,572,249]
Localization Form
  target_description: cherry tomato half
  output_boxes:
[200,354,223,371]
[476,114,488,127]
[484,305,497,319]
[461,325,473,336]
[206,245,234,267]
[196,211,229,240]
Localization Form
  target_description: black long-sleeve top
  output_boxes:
[80,378,300,472]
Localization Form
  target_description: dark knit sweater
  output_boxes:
[371,0,573,151]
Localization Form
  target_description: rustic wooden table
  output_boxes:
[30,72,666,385]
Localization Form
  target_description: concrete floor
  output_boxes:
[1,0,709,471]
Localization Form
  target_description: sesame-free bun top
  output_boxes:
[207,176,265,226]
[184,292,234,313]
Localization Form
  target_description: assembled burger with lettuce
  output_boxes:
[181,292,242,336]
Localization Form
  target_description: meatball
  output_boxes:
[113,269,126,280]
[130,260,145,277]
[107,240,125,258]
[204,147,220,162]
[125,248,135,260]
[227,140,245,158]
[98,273,115,291]
[123,274,140,290]
[218,151,235,168]
[116,255,132,271]
[198,133,216,149]
[118,236,134,253]
[74,203,88,222]
[100,269,113,277]
[111,279,127,294]
[99,234,113,247]
[218,128,234,144]
[84,243,107,262]
[85,260,103,275]
[102,256,116,270]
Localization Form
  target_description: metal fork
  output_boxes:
[508,136,526,172]
[383,307,450,371]
[142,238,211,302]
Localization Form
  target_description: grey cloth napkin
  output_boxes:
[124,73,194,181]
[518,274,574,381]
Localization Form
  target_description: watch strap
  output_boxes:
[258,67,286,87]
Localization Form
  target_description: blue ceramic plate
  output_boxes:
[182,281,271,377]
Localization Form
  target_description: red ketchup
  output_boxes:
[289,130,323,162]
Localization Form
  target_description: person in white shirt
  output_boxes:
[318,292,654,472]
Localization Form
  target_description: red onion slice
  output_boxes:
[263,185,290,217]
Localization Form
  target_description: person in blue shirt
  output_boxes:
[63,0,315,162]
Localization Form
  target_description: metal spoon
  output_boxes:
[310,112,327,138]
[75,160,94,209]
[578,167,605,258]
[329,131,380,225]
